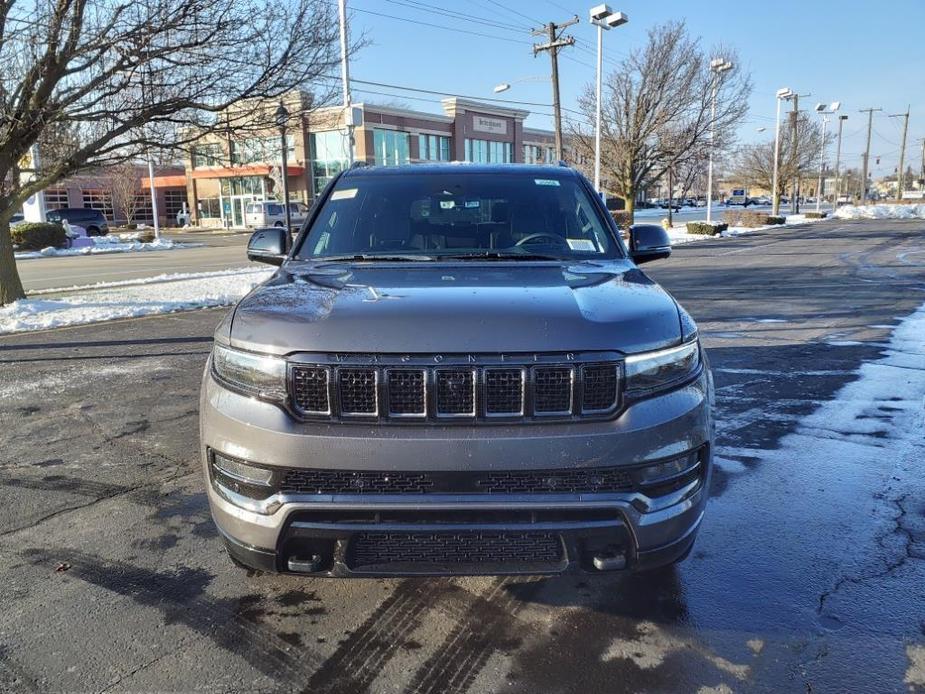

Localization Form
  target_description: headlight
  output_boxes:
[624,340,700,395]
[211,344,287,402]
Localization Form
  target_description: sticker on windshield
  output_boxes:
[566,238,596,251]
[330,188,358,200]
[534,178,560,186]
[464,200,480,208]
[439,200,456,209]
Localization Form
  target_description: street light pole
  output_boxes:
[338,0,354,166]
[275,103,292,233]
[832,114,847,208]
[589,6,628,194]
[813,102,841,213]
[706,58,733,224]
[772,88,793,217]
[147,156,160,241]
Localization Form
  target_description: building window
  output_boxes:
[163,189,188,221]
[523,144,555,165]
[131,193,153,225]
[198,198,222,219]
[82,189,113,220]
[44,188,69,209]
[219,176,264,196]
[464,139,512,164]
[373,129,410,166]
[309,130,349,195]
[418,134,451,161]
[231,136,293,165]
[192,143,224,168]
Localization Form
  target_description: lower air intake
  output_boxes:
[348,531,563,567]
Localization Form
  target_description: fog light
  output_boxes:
[212,451,273,486]
[636,452,699,486]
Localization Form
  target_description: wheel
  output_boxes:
[274,221,284,227]
[87,226,99,236]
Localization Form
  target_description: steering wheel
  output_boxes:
[514,232,570,248]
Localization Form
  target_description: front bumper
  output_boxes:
[200,365,713,576]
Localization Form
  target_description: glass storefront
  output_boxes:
[418,134,451,161]
[218,176,267,227]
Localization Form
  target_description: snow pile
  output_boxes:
[14,236,200,259]
[0,267,272,333]
[833,204,925,220]
[663,213,829,246]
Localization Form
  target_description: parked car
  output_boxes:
[658,199,681,211]
[10,212,25,226]
[201,163,714,577]
[244,200,310,229]
[45,207,109,236]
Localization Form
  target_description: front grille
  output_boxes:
[278,465,635,495]
[289,354,622,423]
[348,531,563,567]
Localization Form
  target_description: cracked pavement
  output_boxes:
[1,218,924,692]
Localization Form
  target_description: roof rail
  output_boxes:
[557,160,569,167]
[349,160,368,169]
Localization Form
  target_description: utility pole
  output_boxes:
[858,107,882,202]
[533,16,578,162]
[338,0,354,166]
[888,106,909,200]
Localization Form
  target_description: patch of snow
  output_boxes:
[27,267,267,296]
[664,213,822,247]
[833,204,925,220]
[0,268,273,334]
[14,236,201,259]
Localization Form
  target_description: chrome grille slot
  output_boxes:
[291,366,330,414]
[581,364,619,413]
[387,369,426,416]
[338,368,378,416]
[484,368,524,416]
[533,367,573,414]
[435,369,476,417]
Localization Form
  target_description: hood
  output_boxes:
[228,261,683,356]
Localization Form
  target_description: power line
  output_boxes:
[382,0,526,33]
[348,6,531,45]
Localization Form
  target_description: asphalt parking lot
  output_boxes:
[1,218,923,693]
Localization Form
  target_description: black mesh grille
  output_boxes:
[387,370,426,416]
[473,467,633,493]
[348,532,563,567]
[279,469,435,494]
[278,465,636,494]
[291,366,329,414]
[485,369,523,415]
[582,365,619,412]
[436,369,475,416]
[534,367,572,414]
[338,368,377,415]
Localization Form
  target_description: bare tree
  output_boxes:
[568,22,751,219]
[103,163,146,226]
[733,115,826,200]
[0,0,347,305]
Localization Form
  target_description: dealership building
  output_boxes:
[185,96,561,228]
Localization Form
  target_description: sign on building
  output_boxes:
[472,116,507,135]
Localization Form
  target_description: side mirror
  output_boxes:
[247,227,289,266]
[629,225,672,265]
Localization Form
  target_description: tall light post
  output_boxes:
[589,5,628,195]
[832,114,848,208]
[338,0,354,166]
[275,103,292,233]
[814,101,840,213]
[705,57,733,223]
[772,87,794,216]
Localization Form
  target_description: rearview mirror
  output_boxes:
[247,227,289,266]
[629,224,671,265]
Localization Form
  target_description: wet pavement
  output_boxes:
[1,218,923,693]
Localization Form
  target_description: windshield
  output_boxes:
[294,171,623,261]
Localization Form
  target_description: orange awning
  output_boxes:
[140,174,188,188]
[189,165,304,180]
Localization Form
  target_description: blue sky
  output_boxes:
[344,0,925,176]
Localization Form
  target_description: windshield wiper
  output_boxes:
[436,251,564,261]
[310,254,434,262]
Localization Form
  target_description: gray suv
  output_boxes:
[200,163,713,577]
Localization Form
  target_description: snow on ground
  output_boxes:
[0,267,272,334]
[663,213,828,246]
[833,204,925,220]
[14,234,201,259]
